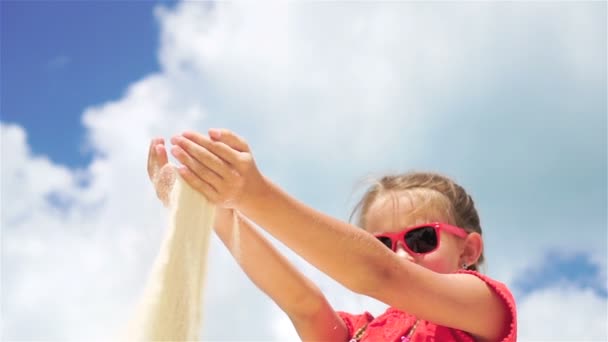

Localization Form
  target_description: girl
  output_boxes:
[147,129,517,341]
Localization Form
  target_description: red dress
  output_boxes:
[338,271,517,342]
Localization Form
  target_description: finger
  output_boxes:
[155,144,168,167]
[147,139,155,178]
[171,135,229,177]
[208,128,250,152]
[148,138,167,176]
[171,144,224,189]
[151,137,165,151]
[147,138,163,180]
[177,165,220,204]
[181,131,241,166]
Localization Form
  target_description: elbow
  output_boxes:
[285,288,330,320]
[287,293,349,342]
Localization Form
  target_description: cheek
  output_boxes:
[416,239,460,273]
[417,253,456,273]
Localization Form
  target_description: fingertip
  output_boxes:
[177,164,190,177]
[155,144,165,154]
[181,130,197,140]
[170,145,181,157]
[208,128,222,140]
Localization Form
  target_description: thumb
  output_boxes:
[208,128,250,152]
[155,143,169,167]
[147,138,168,181]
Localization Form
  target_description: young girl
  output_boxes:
[147,129,517,341]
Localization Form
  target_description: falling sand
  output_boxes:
[124,166,218,341]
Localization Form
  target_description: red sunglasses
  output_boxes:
[374,222,469,255]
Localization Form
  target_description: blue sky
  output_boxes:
[1,1,606,341]
[513,250,608,299]
[1,0,174,167]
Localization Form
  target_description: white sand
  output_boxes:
[125,170,215,341]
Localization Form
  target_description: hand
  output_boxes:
[147,137,176,207]
[147,137,234,223]
[169,128,265,210]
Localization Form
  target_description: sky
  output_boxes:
[1,1,606,341]
[2,0,172,168]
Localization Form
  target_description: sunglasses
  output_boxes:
[374,222,469,255]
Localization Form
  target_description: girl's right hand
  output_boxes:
[147,138,176,207]
[170,129,265,211]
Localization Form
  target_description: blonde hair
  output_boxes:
[351,171,484,271]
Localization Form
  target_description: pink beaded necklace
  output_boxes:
[400,319,420,341]
[349,319,420,342]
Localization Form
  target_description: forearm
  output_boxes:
[214,210,328,317]
[240,177,408,296]
[214,210,348,340]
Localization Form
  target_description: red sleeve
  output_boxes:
[336,311,374,339]
[458,270,517,342]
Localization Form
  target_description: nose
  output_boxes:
[395,242,414,261]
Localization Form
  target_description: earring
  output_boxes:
[461,263,468,270]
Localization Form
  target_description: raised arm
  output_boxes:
[148,138,347,342]
[171,130,511,342]
[234,176,509,341]
[213,208,347,342]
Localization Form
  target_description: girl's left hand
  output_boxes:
[169,129,265,210]
[147,137,176,207]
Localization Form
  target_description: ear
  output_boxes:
[459,232,483,268]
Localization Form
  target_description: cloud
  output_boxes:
[1,123,167,340]
[2,1,606,341]
[518,286,607,341]
[1,125,75,225]
[514,251,607,340]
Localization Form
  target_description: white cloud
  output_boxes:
[518,286,607,341]
[1,125,74,224]
[2,1,606,341]
[510,249,607,340]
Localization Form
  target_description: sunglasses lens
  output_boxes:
[376,236,393,250]
[405,226,438,253]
